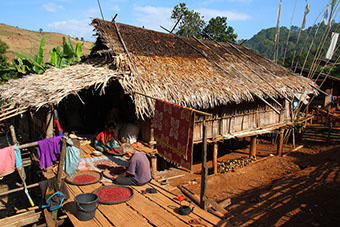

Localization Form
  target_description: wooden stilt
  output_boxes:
[277,127,284,156]
[151,155,157,179]
[56,133,68,191]
[200,119,208,210]
[213,142,218,174]
[45,109,54,138]
[250,136,257,157]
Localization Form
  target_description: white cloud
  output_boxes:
[133,6,173,32]
[112,5,120,12]
[197,8,251,21]
[42,3,63,13]
[48,19,95,41]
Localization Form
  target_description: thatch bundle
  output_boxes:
[0,18,318,118]
[0,64,125,110]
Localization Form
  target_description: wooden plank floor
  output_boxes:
[59,143,230,227]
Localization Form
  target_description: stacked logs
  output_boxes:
[218,156,256,173]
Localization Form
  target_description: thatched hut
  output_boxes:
[0,19,318,157]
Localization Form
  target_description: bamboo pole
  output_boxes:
[193,36,284,109]
[200,119,208,210]
[0,183,39,197]
[0,103,12,109]
[0,109,28,122]
[0,106,15,114]
[160,25,281,114]
[113,21,154,110]
[0,107,27,118]
[56,134,68,191]
[202,31,292,103]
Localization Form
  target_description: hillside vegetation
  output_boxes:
[0,23,93,62]
[244,23,340,77]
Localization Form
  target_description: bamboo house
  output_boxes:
[0,18,318,156]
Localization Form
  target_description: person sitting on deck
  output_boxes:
[94,122,121,153]
[112,144,152,186]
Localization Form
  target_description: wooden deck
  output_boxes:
[61,143,229,227]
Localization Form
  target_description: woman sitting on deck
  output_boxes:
[94,122,121,153]
[112,144,152,186]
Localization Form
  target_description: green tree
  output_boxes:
[171,3,205,38]
[39,28,43,33]
[202,16,237,43]
[0,39,16,83]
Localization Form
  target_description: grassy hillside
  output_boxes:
[0,23,93,62]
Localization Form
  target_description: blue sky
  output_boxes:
[0,0,329,42]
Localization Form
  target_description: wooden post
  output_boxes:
[250,136,257,157]
[10,125,19,145]
[56,133,68,191]
[277,127,284,156]
[213,143,218,174]
[151,155,157,179]
[200,119,208,210]
[45,109,54,138]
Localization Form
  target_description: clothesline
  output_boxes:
[127,90,212,116]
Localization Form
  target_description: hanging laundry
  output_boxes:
[154,99,194,171]
[301,3,310,29]
[64,139,81,178]
[0,146,16,178]
[323,2,331,25]
[55,120,63,136]
[325,32,339,60]
[14,145,26,181]
[37,136,62,170]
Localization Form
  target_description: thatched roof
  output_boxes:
[0,18,318,118]
[0,65,126,110]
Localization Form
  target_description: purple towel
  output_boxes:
[37,136,62,170]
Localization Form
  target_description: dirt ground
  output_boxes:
[158,139,340,226]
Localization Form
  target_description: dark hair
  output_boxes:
[106,121,116,129]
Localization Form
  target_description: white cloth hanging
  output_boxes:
[325,32,339,60]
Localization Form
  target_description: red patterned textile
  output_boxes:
[154,99,194,171]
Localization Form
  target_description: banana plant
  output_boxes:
[8,37,48,76]
[48,37,82,69]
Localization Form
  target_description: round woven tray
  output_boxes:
[92,185,134,204]
[65,170,102,186]
[107,147,125,156]
[103,167,126,180]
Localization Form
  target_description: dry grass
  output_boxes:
[0,23,93,62]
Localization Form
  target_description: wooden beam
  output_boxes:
[200,120,208,210]
[0,109,28,122]
[0,210,41,226]
[250,136,257,157]
[45,109,54,138]
[44,209,56,227]
[151,155,157,179]
[277,127,284,156]
[213,143,218,174]
[56,134,68,190]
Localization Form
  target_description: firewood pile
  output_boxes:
[218,156,256,173]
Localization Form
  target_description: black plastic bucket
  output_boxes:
[74,193,99,221]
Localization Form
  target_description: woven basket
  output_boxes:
[92,185,134,205]
[65,170,102,186]
[103,167,126,180]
